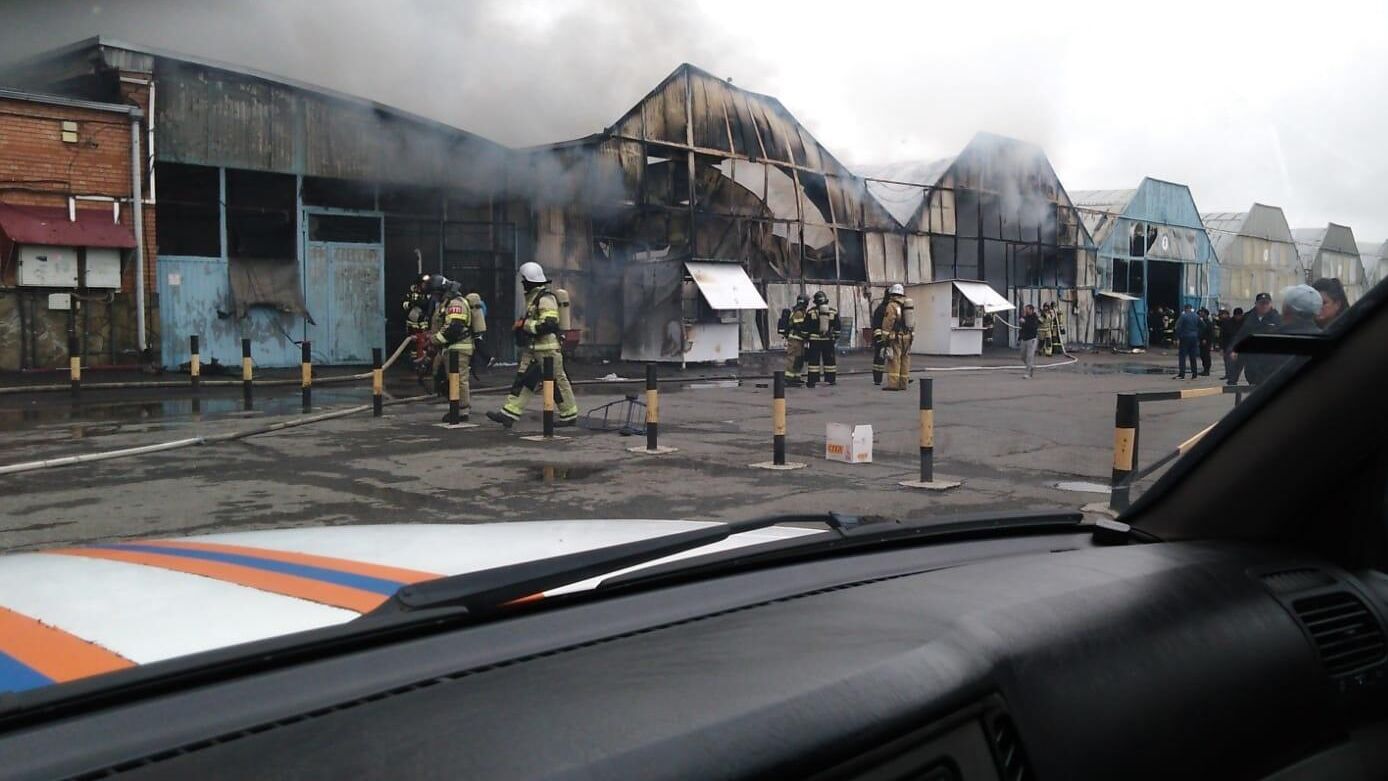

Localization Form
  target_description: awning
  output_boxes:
[0,203,136,249]
[951,280,1015,313]
[1097,290,1140,301]
[685,261,767,310]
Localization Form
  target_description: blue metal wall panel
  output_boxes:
[157,256,302,369]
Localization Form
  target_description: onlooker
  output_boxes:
[1222,307,1244,380]
[1173,304,1200,380]
[1196,307,1214,377]
[1246,285,1323,384]
[1311,277,1348,329]
[1019,304,1040,379]
[1228,295,1280,385]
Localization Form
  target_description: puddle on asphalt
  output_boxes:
[1074,362,1171,376]
[0,390,370,434]
[1054,481,1112,494]
[528,464,610,483]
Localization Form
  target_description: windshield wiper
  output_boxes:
[365,513,846,617]
[595,509,1119,592]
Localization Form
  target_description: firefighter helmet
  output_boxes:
[888,283,905,296]
[427,274,452,293]
[813,291,828,306]
[519,262,548,284]
[795,293,809,308]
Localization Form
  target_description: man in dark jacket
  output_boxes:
[1228,295,1280,385]
[1019,304,1040,379]
[1222,307,1244,380]
[1196,308,1214,376]
[1245,285,1323,384]
[1173,304,1200,380]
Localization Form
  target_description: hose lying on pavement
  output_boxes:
[0,393,432,475]
[0,338,415,395]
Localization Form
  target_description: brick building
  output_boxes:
[0,84,153,371]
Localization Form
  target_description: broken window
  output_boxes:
[227,169,296,258]
[308,214,381,244]
[379,185,441,217]
[836,229,866,282]
[1129,223,1147,257]
[155,162,219,257]
[956,189,980,238]
[302,176,376,210]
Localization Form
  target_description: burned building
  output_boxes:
[864,133,1097,347]
[1073,179,1216,348]
[1292,223,1364,303]
[520,64,903,361]
[1201,204,1300,312]
[4,37,515,369]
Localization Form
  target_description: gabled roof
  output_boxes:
[1200,204,1296,265]
[860,158,955,226]
[1291,223,1360,271]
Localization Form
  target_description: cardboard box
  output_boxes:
[825,423,873,463]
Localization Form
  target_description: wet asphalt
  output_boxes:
[0,347,1244,551]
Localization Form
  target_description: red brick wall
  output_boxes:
[0,79,161,348]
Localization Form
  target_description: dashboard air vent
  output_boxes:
[1292,591,1388,676]
[1260,568,1335,594]
[989,714,1031,781]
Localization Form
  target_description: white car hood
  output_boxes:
[0,521,820,694]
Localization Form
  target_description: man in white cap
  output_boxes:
[1246,284,1322,385]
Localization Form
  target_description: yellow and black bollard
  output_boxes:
[189,334,201,392]
[629,363,677,454]
[447,350,461,425]
[750,370,805,470]
[68,335,80,397]
[542,355,556,439]
[241,338,253,411]
[371,347,383,417]
[301,341,313,413]
[1108,393,1138,511]
[898,377,960,490]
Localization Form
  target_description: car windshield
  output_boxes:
[0,1,1383,698]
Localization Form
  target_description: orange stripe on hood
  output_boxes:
[0,606,133,683]
[50,548,387,613]
[139,540,441,584]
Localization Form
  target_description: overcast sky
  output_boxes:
[4,0,1385,239]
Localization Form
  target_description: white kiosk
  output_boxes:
[621,260,768,363]
[905,279,1014,356]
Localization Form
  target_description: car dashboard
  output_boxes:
[4,534,1388,780]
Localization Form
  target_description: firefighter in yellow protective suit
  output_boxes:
[486,262,578,428]
[781,293,809,387]
[428,276,475,422]
[880,283,915,391]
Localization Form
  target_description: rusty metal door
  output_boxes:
[302,211,385,364]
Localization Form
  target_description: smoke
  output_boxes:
[0,0,771,147]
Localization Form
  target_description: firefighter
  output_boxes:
[403,274,435,381]
[869,293,891,385]
[804,290,840,388]
[486,262,578,428]
[780,293,810,387]
[1160,307,1176,347]
[880,283,914,391]
[428,276,475,421]
[1039,302,1055,357]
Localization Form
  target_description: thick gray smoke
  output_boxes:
[0,0,770,147]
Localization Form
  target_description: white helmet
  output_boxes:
[519,262,547,284]
[888,283,905,296]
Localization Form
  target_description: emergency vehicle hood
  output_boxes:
[0,521,819,694]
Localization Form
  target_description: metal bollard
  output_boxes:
[773,370,787,465]
[1109,393,1138,511]
[898,376,960,490]
[189,335,201,392]
[372,347,383,417]
[918,377,933,483]
[241,338,253,411]
[447,350,461,425]
[542,356,556,438]
[301,341,313,413]
[645,363,659,451]
[68,335,80,397]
